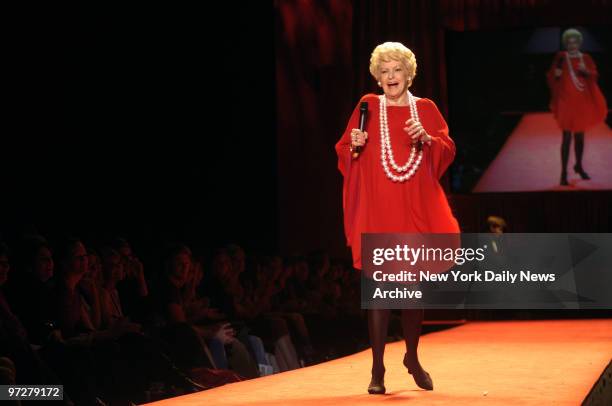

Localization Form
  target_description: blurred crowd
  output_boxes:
[0,234,367,405]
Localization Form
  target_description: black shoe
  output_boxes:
[367,377,386,394]
[368,367,386,394]
[561,172,569,185]
[574,165,590,180]
[403,353,433,391]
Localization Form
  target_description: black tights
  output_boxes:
[368,309,424,378]
[561,130,585,173]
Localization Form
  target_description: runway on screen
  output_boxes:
[473,112,612,192]
[147,318,612,405]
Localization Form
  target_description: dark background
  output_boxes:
[3,0,612,266]
[4,2,277,259]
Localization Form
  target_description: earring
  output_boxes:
[377,81,381,87]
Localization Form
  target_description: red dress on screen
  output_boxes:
[335,94,460,270]
[547,51,607,132]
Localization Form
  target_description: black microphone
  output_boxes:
[352,102,368,158]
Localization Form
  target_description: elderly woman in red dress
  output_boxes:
[335,42,459,395]
[547,28,608,186]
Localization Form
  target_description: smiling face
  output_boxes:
[566,36,581,53]
[379,59,410,101]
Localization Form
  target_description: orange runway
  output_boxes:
[147,319,612,405]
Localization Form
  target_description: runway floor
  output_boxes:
[147,318,612,405]
[473,113,612,192]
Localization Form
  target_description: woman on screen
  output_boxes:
[547,28,608,186]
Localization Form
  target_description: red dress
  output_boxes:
[335,94,460,270]
[547,51,607,132]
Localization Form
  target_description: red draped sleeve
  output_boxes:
[546,51,607,132]
[335,94,375,249]
[419,98,456,180]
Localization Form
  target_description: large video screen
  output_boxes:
[446,26,612,192]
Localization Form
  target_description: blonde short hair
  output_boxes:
[487,216,507,229]
[562,28,583,47]
[369,42,417,83]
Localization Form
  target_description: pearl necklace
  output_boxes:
[379,91,423,182]
[566,51,585,92]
